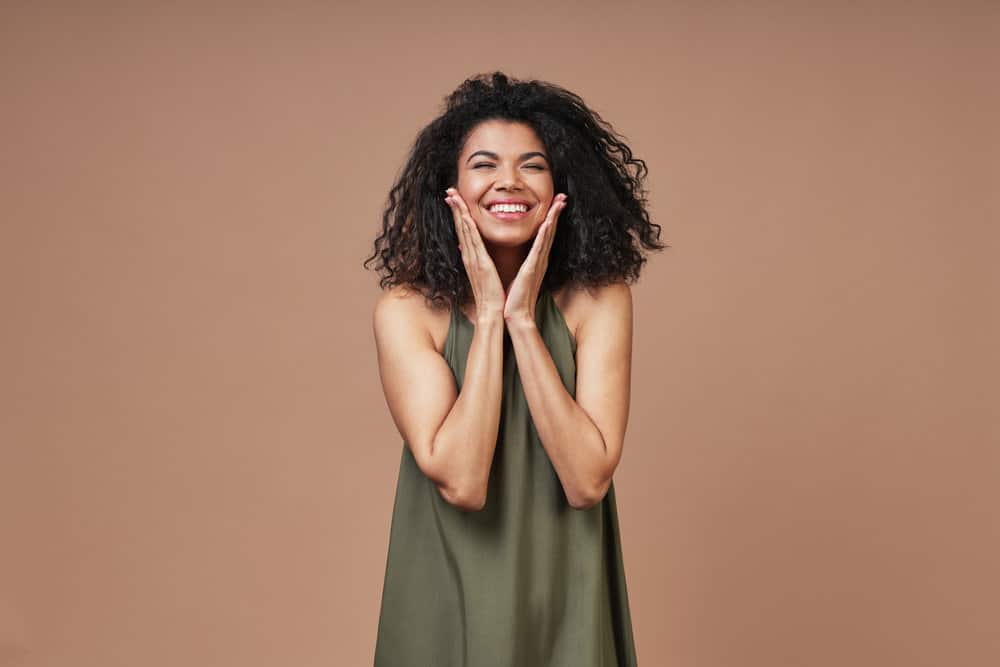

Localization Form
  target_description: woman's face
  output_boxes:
[455,120,554,248]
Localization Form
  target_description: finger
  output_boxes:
[444,196,462,247]
[447,187,475,225]
[526,198,560,263]
[454,200,473,262]
[537,201,563,267]
[534,203,559,258]
[546,194,567,224]
[539,197,564,239]
[546,196,566,237]
[447,188,472,248]
[545,198,566,248]
[523,220,548,270]
[452,193,489,258]
[449,191,477,234]
[446,196,472,265]
[445,194,462,231]
[459,214,475,267]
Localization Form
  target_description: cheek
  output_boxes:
[458,190,479,213]
[533,175,555,197]
[457,181,486,207]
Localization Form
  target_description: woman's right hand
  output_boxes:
[445,187,506,318]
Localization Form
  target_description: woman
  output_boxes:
[365,71,666,666]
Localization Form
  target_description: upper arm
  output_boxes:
[373,289,458,485]
[574,282,633,485]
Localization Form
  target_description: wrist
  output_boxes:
[503,313,537,334]
[474,308,505,326]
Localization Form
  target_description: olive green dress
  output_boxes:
[374,289,638,666]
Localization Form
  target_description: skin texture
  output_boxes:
[374,120,632,510]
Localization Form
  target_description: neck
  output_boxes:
[483,240,532,294]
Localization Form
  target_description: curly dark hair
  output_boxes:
[363,71,669,310]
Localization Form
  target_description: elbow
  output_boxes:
[436,481,487,512]
[568,478,610,511]
[425,438,488,512]
[459,494,488,512]
[568,494,601,511]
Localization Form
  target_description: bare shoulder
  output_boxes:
[553,281,633,343]
[373,284,452,355]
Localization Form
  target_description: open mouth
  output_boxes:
[484,202,535,221]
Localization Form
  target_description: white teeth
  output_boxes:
[489,203,528,213]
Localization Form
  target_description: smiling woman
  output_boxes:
[364,71,667,666]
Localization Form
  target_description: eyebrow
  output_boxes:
[466,150,549,165]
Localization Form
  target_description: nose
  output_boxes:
[495,165,523,191]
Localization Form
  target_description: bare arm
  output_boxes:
[505,282,632,509]
[373,288,504,511]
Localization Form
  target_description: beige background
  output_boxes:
[2,2,997,666]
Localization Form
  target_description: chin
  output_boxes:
[480,227,535,248]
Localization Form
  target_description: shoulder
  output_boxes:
[556,281,632,344]
[374,284,419,317]
[373,284,429,335]
[373,284,451,354]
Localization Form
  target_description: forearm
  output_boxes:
[505,317,609,509]
[429,311,505,508]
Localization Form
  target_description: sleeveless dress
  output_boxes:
[374,289,638,666]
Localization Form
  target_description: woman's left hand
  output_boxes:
[503,193,568,324]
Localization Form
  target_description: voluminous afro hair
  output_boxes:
[363,71,668,310]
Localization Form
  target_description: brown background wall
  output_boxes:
[1,2,997,665]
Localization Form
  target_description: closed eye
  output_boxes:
[472,163,546,170]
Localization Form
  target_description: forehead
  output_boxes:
[460,120,544,157]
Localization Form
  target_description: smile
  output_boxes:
[485,203,534,220]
